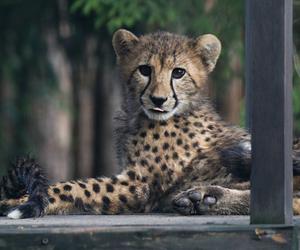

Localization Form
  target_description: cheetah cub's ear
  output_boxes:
[194,34,221,73]
[112,29,139,58]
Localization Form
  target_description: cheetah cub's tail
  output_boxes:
[0,156,49,219]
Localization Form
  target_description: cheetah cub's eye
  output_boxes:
[172,68,186,79]
[138,65,151,77]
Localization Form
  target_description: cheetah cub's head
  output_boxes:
[113,29,221,121]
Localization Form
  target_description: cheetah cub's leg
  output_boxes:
[172,185,250,215]
[44,168,151,215]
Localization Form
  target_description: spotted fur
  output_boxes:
[2,30,300,218]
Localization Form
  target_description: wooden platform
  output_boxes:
[0,215,299,249]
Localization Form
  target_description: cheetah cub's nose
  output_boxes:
[150,95,168,107]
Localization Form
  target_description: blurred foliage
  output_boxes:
[71,0,243,35]
[73,0,300,135]
[0,0,98,173]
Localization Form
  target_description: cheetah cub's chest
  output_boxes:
[126,113,221,181]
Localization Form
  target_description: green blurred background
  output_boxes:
[0,0,299,182]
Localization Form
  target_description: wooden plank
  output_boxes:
[0,215,299,249]
[246,0,293,224]
[0,229,295,250]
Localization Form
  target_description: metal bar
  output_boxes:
[246,0,293,224]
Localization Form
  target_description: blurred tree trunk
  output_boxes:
[33,28,73,182]
[0,74,16,175]
[224,43,244,125]
[94,42,120,177]
[72,36,98,178]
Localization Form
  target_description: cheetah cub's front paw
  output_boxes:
[172,186,225,215]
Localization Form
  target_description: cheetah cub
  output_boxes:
[1,29,300,219]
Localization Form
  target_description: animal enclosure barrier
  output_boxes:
[246,0,293,224]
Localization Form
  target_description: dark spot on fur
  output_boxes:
[127,171,136,181]
[134,151,140,157]
[59,194,74,202]
[163,142,169,150]
[192,142,199,148]
[160,121,167,126]
[129,186,136,194]
[148,165,154,173]
[102,196,111,209]
[78,182,87,189]
[161,163,168,171]
[183,166,193,172]
[84,190,91,198]
[201,130,206,134]
[188,133,195,139]
[179,160,185,166]
[168,169,174,177]
[165,154,170,160]
[194,122,203,127]
[106,183,114,193]
[207,124,214,130]
[74,198,84,210]
[176,138,183,145]
[111,176,118,184]
[132,140,138,145]
[205,137,211,142]
[119,194,128,203]
[63,184,72,191]
[172,152,179,160]
[185,152,191,157]
[148,123,155,129]
[184,144,190,150]
[164,131,170,137]
[140,131,147,138]
[121,181,129,186]
[153,133,160,140]
[140,159,148,167]
[144,144,151,151]
[155,156,161,163]
[152,147,158,153]
[171,132,176,137]
[93,183,100,193]
[182,127,189,133]
[53,188,60,194]
[49,197,56,203]
[142,176,148,182]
